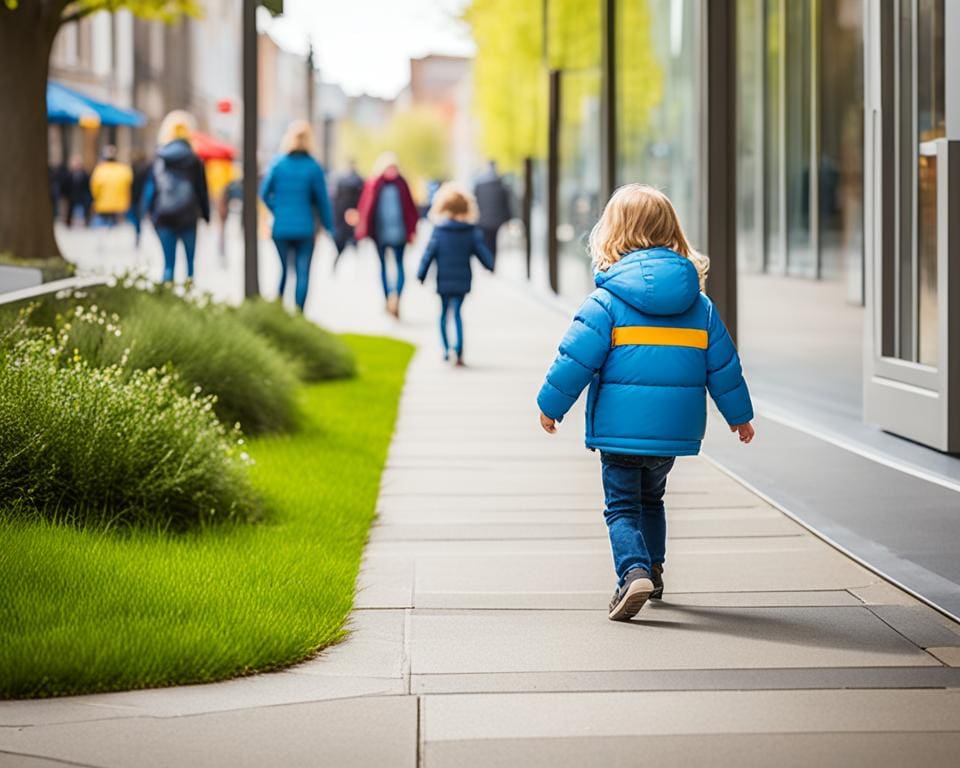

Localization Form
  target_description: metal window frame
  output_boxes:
[864,0,960,452]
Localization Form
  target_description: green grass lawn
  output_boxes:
[0,335,413,699]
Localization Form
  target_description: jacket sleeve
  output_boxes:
[417,231,438,283]
[537,295,613,421]
[705,299,754,425]
[471,226,495,271]
[195,160,210,222]
[259,164,276,212]
[313,164,334,233]
[354,179,375,241]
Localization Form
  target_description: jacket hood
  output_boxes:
[595,247,700,315]
[157,139,195,168]
[435,219,473,231]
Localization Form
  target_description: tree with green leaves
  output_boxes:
[465,0,662,175]
[0,1,208,269]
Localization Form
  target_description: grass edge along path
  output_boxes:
[0,334,414,699]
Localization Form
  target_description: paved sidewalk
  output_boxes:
[3,244,960,767]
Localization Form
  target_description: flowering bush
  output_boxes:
[47,281,301,435]
[233,298,356,382]
[0,321,260,528]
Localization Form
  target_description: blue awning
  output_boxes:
[47,81,145,128]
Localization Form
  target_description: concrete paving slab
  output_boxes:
[370,516,801,541]
[409,544,876,596]
[412,665,960,694]
[849,581,920,606]
[0,753,86,768]
[867,605,960,648]
[410,607,937,674]
[422,732,960,768]
[0,696,418,768]
[288,609,407,679]
[414,589,864,610]
[354,557,415,609]
[377,492,765,512]
[420,689,960,741]
[927,647,960,666]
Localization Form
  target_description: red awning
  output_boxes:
[192,131,237,161]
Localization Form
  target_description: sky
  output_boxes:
[262,0,475,100]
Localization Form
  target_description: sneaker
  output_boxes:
[386,293,400,318]
[455,354,465,367]
[608,568,654,621]
[650,563,664,600]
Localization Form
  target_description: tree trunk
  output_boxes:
[0,8,63,265]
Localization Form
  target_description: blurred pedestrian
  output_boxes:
[128,150,150,249]
[473,160,512,266]
[417,183,494,366]
[49,163,68,221]
[356,152,419,318]
[206,157,240,262]
[259,120,333,312]
[89,145,132,228]
[331,160,364,269]
[144,111,210,283]
[64,155,92,227]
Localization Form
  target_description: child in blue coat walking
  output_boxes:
[417,183,494,365]
[537,184,755,621]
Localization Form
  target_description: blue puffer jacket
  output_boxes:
[417,220,495,295]
[537,248,753,456]
[260,151,333,240]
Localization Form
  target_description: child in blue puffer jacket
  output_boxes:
[537,184,755,621]
[417,183,495,365]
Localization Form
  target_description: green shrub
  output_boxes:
[51,282,302,435]
[0,327,260,528]
[233,299,356,382]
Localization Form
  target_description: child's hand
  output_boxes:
[540,412,557,434]
[730,422,755,444]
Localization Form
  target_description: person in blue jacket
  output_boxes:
[260,121,333,311]
[417,183,494,365]
[537,184,755,622]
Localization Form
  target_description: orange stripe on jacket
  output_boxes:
[611,326,708,349]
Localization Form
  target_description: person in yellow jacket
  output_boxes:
[89,145,133,227]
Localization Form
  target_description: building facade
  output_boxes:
[522,0,958,454]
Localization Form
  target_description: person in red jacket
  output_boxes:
[355,152,419,318]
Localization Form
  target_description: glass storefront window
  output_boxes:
[615,0,701,248]
[736,0,763,273]
[764,0,785,273]
[819,0,864,298]
[557,68,602,300]
[785,0,813,277]
[916,0,944,367]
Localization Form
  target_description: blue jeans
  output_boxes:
[440,294,464,355]
[274,237,314,310]
[376,242,406,298]
[157,226,197,283]
[600,453,676,585]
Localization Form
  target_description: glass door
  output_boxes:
[863,0,960,451]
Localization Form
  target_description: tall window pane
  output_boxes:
[736,0,764,273]
[785,0,813,277]
[819,0,864,299]
[916,0,944,366]
[764,0,785,272]
[616,0,701,247]
[557,69,602,300]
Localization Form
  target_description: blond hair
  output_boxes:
[372,151,399,177]
[157,110,195,146]
[280,120,316,155]
[589,184,709,290]
[428,182,478,223]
